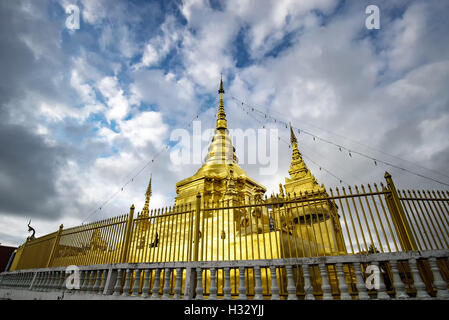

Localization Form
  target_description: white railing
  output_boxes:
[1,250,448,300]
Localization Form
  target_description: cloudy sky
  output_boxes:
[0,0,448,247]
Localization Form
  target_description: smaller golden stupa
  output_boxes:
[281,125,347,256]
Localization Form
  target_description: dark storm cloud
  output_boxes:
[430,149,449,182]
[0,1,68,106]
[0,1,71,220]
[0,122,67,218]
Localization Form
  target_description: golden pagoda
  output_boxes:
[174,75,266,206]
[281,125,347,256]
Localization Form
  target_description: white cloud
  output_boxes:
[70,69,97,105]
[120,111,169,149]
[130,69,197,119]
[134,16,182,69]
[226,0,337,58]
[80,0,109,25]
[98,76,131,122]
[386,2,428,72]
[38,99,104,123]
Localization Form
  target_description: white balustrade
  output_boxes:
[1,251,449,301]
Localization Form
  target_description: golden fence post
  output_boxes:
[120,204,135,263]
[193,193,202,261]
[10,242,27,271]
[384,172,417,251]
[46,224,63,268]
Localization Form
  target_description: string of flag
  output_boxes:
[231,96,449,188]
[231,99,350,185]
[81,112,204,224]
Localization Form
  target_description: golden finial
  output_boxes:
[290,123,297,146]
[216,74,227,129]
[218,73,225,94]
[145,174,152,197]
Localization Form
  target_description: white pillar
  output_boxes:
[254,266,263,300]
[428,257,449,299]
[302,264,315,300]
[195,267,203,300]
[390,260,408,299]
[162,268,172,299]
[174,268,183,299]
[336,263,351,300]
[353,262,370,300]
[209,268,217,300]
[238,266,247,300]
[270,266,280,300]
[409,258,431,299]
[319,264,333,300]
[223,267,232,300]
[151,268,161,299]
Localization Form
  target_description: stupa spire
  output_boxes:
[216,74,227,129]
[218,73,225,94]
[283,123,321,196]
[289,123,302,160]
[290,123,298,146]
[288,124,310,180]
[142,174,152,216]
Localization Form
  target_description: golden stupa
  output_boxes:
[280,125,347,257]
[174,75,266,206]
